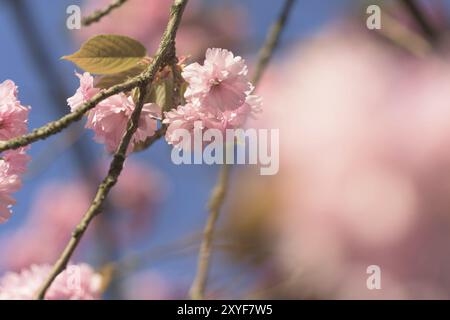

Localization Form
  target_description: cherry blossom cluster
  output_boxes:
[163,48,262,148]
[67,72,160,153]
[0,263,102,300]
[67,48,261,153]
[0,80,30,223]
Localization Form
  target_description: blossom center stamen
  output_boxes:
[209,79,221,87]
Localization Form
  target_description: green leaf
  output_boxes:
[62,35,147,74]
[95,64,147,89]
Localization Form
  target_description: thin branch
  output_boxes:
[189,164,230,300]
[399,0,439,44]
[82,0,128,26]
[35,0,189,300]
[188,0,297,300]
[251,0,297,87]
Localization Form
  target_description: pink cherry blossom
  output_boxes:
[68,72,160,153]
[0,80,29,141]
[2,149,30,175]
[163,96,261,147]
[163,102,205,148]
[0,80,30,223]
[85,94,159,153]
[0,161,21,224]
[183,48,251,112]
[0,263,102,300]
[163,49,262,148]
[67,72,100,112]
[0,79,17,102]
[203,94,263,131]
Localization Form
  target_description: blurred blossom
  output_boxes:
[0,263,102,300]
[243,25,450,299]
[123,270,175,299]
[0,181,91,270]
[93,159,166,245]
[75,0,247,59]
[111,159,165,218]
